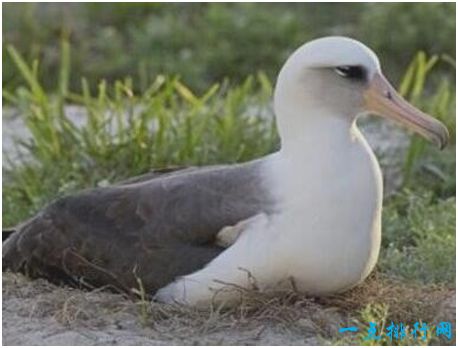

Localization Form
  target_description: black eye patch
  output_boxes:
[334,66,366,80]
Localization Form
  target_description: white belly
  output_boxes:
[263,132,383,294]
[274,193,382,294]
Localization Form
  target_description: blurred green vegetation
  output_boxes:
[381,190,455,285]
[3,3,456,93]
[399,52,456,199]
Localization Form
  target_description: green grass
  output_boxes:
[3,41,456,300]
[380,190,455,285]
[3,3,455,93]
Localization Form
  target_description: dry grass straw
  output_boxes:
[320,271,453,323]
[3,271,454,345]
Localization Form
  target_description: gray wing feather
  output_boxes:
[3,159,274,295]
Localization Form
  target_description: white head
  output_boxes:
[274,36,448,149]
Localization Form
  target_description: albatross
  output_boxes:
[3,37,448,307]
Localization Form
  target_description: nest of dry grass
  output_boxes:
[3,271,455,345]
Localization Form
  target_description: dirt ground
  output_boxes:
[2,272,342,345]
[2,272,455,345]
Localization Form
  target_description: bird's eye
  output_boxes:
[335,66,366,80]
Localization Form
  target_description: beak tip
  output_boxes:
[436,125,449,150]
[439,139,448,151]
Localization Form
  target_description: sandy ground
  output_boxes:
[2,272,344,345]
[4,106,452,346]
[3,272,455,345]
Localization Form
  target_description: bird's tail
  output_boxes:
[2,214,135,295]
[3,228,23,272]
[2,215,59,276]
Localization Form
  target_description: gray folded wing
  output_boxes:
[3,159,274,295]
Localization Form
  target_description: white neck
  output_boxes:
[265,106,380,208]
[276,107,358,158]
